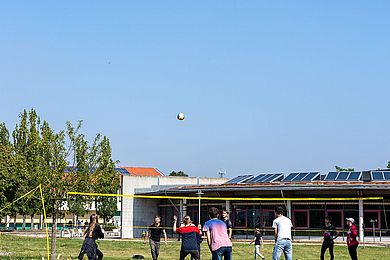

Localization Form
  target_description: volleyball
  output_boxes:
[177,112,185,120]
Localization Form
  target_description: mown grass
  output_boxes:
[0,234,389,259]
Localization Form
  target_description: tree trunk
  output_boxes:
[22,215,26,230]
[13,214,17,230]
[40,214,43,229]
[50,214,57,260]
[31,215,34,230]
[5,215,10,228]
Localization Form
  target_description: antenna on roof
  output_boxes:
[219,171,226,178]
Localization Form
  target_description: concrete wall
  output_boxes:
[121,175,228,238]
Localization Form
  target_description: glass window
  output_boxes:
[293,210,309,228]
[234,209,247,227]
[326,210,343,229]
[310,210,325,228]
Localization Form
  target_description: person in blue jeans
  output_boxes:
[272,206,293,260]
[203,207,233,260]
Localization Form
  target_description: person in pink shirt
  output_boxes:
[203,207,233,260]
[346,218,359,260]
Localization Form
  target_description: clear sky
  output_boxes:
[1,1,389,178]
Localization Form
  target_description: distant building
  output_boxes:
[118,167,228,238]
[131,170,390,241]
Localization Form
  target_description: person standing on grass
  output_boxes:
[250,228,265,259]
[272,206,293,260]
[173,215,202,260]
[320,216,339,260]
[78,214,104,260]
[203,207,233,260]
[222,210,233,240]
[144,215,167,260]
[346,218,359,260]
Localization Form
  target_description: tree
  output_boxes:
[94,136,120,222]
[0,123,14,222]
[39,120,67,260]
[1,109,119,259]
[387,161,390,169]
[335,166,354,172]
[11,110,30,229]
[169,171,188,177]
[66,121,91,220]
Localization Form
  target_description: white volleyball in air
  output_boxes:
[177,112,185,120]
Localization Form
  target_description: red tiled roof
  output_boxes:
[121,167,164,177]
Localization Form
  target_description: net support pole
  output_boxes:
[286,201,292,219]
[358,199,364,247]
[225,201,231,213]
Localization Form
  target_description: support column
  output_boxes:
[5,215,10,228]
[359,200,364,245]
[183,199,187,217]
[286,201,292,219]
[180,199,187,219]
[225,201,231,213]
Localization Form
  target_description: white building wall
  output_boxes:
[121,175,227,238]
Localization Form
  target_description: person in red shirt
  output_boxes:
[173,215,202,260]
[346,218,359,260]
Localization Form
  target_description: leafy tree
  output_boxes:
[0,123,14,222]
[94,136,120,222]
[387,161,390,169]
[335,166,354,172]
[25,109,42,229]
[12,110,30,229]
[66,121,91,220]
[169,170,188,177]
[39,120,68,260]
[1,110,119,260]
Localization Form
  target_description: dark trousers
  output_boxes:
[320,243,334,260]
[348,245,358,260]
[149,239,161,260]
[180,249,200,260]
[211,246,232,260]
[78,238,103,260]
[78,247,103,260]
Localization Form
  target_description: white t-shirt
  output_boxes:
[272,215,292,240]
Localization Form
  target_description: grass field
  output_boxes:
[0,234,389,259]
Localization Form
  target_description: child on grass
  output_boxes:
[250,228,265,259]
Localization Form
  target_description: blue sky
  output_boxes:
[1,1,389,177]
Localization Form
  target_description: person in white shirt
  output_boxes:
[272,206,293,260]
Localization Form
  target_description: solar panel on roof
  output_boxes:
[115,168,129,174]
[384,172,390,180]
[372,171,384,181]
[283,173,300,182]
[246,174,267,183]
[258,174,276,182]
[325,172,338,181]
[257,173,270,182]
[336,172,349,180]
[225,175,253,184]
[347,172,361,181]
[302,172,319,181]
[295,172,309,181]
[263,173,283,182]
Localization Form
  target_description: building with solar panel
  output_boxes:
[133,170,390,241]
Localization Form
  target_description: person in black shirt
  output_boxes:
[78,214,104,260]
[250,228,265,259]
[144,215,167,260]
[320,216,339,260]
[222,210,233,239]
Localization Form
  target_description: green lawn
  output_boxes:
[0,234,389,259]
